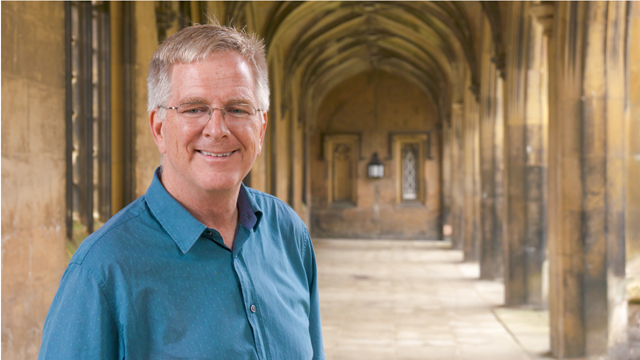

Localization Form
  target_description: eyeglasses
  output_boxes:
[159,103,263,124]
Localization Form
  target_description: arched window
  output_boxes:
[324,134,360,206]
[392,133,428,204]
[402,144,418,200]
[333,144,353,202]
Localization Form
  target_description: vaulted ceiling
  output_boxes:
[227,1,489,126]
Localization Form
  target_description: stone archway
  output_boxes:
[310,70,441,239]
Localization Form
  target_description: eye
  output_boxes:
[225,105,252,116]
[179,104,210,116]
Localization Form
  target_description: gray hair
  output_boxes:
[147,24,270,114]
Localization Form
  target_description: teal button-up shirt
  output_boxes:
[39,168,325,359]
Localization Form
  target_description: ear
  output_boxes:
[150,109,167,155]
[257,111,268,156]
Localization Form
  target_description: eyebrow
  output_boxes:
[179,97,255,107]
[225,98,254,106]
[180,97,209,105]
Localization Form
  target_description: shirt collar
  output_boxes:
[238,183,263,230]
[146,167,263,254]
[146,168,206,254]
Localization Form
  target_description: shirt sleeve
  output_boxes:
[39,263,120,360]
[303,229,326,360]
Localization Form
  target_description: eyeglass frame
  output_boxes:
[158,103,264,124]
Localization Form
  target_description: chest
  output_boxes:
[112,237,312,359]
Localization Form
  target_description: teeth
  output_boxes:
[200,150,233,157]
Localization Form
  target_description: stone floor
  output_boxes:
[314,239,552,360]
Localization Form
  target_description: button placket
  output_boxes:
[234,255,255,316]
[234,250,268,360]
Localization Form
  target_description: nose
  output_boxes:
[202,108,230,139]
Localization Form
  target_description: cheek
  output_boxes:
[163,125,177,152]
[252,123,266,146]
[165,122,196,153]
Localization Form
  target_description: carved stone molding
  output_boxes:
[529,2,554,36]
[491,55,506,79]
[156,2,177,42]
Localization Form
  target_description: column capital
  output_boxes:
[469,83,480,103]
[529,2,555,36]
[491,54,506,79]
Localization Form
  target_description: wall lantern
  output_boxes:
[367,152,385,179]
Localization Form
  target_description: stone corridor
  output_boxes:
[315,239,550,360]
[3,2,639,358]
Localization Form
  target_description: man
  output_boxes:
[39,24,325,360]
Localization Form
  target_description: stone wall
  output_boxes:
[133,2,163,197]
[627,1,640,263]
[310,70,442,239]
[1,2,68,358]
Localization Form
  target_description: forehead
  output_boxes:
[169,52,256,103]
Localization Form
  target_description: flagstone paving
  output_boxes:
[314,239,552,360]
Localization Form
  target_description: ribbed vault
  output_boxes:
[258,1,480,128]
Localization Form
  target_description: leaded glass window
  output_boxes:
[392,133,428,204]
[66,1,111,255]
[402,144,418,200]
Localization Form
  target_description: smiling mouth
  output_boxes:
[198,150,235,157]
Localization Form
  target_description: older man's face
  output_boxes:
[150,51,267,197]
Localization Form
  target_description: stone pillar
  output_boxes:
[548,2,629,357]
[134,2,161,196]
[1,2,68,358]
[441,119,453,233]
[450,102,464,250]
[604,1,630,355]
[292,113,308,222]
[250,39,282,195]
[274,110,291,202]
[503,1,530,306]
[111,2,125,213]
[627,0,640,269]
[524,1,554,308]
[463,87,480,261]
[501,1,550,307]
[493,76,506,279]
[479,17,503,279]
[627,4,640,350]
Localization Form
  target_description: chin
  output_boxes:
[197,175,242,193]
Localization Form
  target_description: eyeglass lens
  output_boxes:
[177,103,256,122]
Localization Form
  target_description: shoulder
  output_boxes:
[245,187,311,251]
[70,195,155,266]
[246,188,306,227]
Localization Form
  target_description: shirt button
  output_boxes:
[250,305,257,313]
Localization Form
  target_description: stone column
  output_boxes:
[503,1,530,306]
[548,2,629,357]
[450,102,465,250]
[479,17,504,279]
[523,1,554,308]
[274,110,292,202]
[604,1,630,355]
[501,0,551,307]
[441,119,453,233]
[463,87,480,261]
[493,76,506,279]
[626,0,640,270]
[133,1,162,196]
